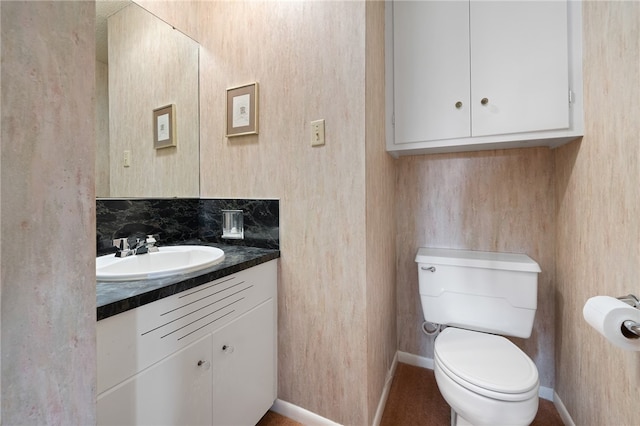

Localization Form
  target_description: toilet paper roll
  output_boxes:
[583,295,640,351]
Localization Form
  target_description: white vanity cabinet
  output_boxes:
[97,334,213,425]
[97,260,277,426]
[386,0,583,156]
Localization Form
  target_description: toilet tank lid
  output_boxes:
[415,247,541,273]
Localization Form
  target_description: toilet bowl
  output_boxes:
[433,327,539,426]
[415,247,542,426]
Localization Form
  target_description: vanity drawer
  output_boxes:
[98,260,276,395]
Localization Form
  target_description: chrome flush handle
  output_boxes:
[421,266,436,272]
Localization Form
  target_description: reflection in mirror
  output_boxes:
[95,1,200,198]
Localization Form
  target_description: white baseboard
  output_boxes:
[397,351,554,401]
[538,385,554,401]
[272,352,399,426]
[553,391,576,426]
[372,352,399,426]
[398,350,434,370]
[270,399,342,426]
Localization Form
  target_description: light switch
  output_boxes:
[310,119,325,147]
[123,150,131,167]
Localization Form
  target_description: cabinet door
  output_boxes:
[470,0,569,137]
[97,334,213,426]
[393,1,471,144]
[212,299,276,426]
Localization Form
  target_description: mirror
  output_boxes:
[95,1,200,198]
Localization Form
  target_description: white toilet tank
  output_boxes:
[415,247,541,339]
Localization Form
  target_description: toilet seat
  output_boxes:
[434,327,539,401]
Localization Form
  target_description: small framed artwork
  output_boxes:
[153,104,176,149]
[226,82,259,137]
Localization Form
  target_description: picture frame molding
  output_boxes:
[226,82,259,137]
[153,104,177,149]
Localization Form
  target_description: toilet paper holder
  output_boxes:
[617,294,640,339]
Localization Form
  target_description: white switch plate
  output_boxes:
[310,119,325,147]
[123,150,131,167]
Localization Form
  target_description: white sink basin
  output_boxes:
[96,245,225,282]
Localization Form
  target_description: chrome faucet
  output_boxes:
[113,234,159,257]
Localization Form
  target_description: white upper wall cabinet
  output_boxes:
[386,0,583,157]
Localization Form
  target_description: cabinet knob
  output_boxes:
[197,360,211,370]
[455,101,463,109]
[222,344,234,354]
[480,98,489,105]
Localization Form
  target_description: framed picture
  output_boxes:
[226,82,259,137]
[153,104,176,149]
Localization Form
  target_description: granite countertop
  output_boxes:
[97,243,280,321]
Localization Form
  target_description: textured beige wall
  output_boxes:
[396,148,556,388]
[1,1,96,423]
[134,0,201,43]
[198,1,394,424]
[365,1,397,424]
[555,2,640,424]
[108,2,199,197]
[96,61,110,197]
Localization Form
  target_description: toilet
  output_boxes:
[415,247,542,426]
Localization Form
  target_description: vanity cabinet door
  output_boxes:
[97,334,213,426]
[211,298,277,426]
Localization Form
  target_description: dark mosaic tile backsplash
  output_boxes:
[97,198,279,255]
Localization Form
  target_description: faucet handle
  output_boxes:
[145,234,159,252]
[113,238,129,251]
